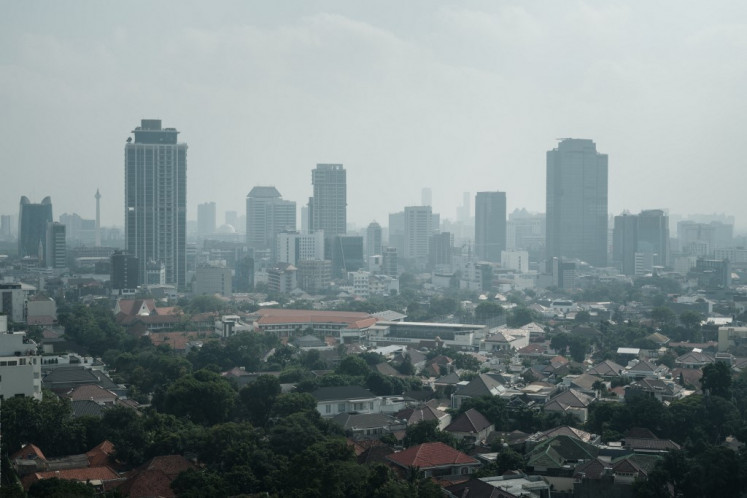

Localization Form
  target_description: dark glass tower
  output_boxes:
[18,196,53,259]
[474,191,507,262]
[125,119,187,286]
[546,139,608,267]
[309,164,346,237]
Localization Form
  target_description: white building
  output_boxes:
[501,250,529,273]
[0,321,42,400]
[276,230,325,265]
[404,206,433,263]
[193,264,232,297]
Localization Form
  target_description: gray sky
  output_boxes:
[1,1,746,231]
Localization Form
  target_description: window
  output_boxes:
[325,404,331,414]
[338,403,345,412]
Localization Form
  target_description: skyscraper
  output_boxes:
[18,196,53,259]
[197,202,217,237]
[546,139,608,267]
[613,209,669,275]
[474,191,507,262]
[309,164,346,238]
[246,186,296,251]
[366,221,382,259]
[404,205,433,264]
[125,119,187,286]
[45,222,66,269]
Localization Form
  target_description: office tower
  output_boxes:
[194,263,232,296]
[388,211,405,256]
[95,189,101,247]
[125,119,187,286]
[309,164,346,238]
[246,187,296,252]
[421,188,432,207]
[546,138,608,267]
[637,209,669,267]
[382,247,398,277]
[678,220,733,255]
[366,221,382,260]
[276,231,325,266]
[18,196,53,259]
[475,191,507,262]
[45,222,66,269]
[613,213,638,275]
[404,206,433,263]
[0,215,12,240]
[332,235,364,278]
[429,232,453,267]
[197,202,217,237]
[111,251,139,293]
[457,192,471,223]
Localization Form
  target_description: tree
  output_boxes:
[403,420,457,448]
[701,361,732,398]
[650,306,676,329]
[475,301,504,322]
[454,353,481,372]
[336,355,371,377]
[239,375,281,426]
[679,310,704,330]
[574,310,591,323]
[28,478,95,498]
[398,354,415,375]
[156,369,237,425]
[270,392,317,418]
[506,307,536,328]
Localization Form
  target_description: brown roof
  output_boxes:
[87,440,116,468]
[66,384,118,402]
[445,409,492,434]
[23,466,120,490]
[12,443,47,462]
[119,469,175,498]
[256,309,377,329]
[144,455,196,478]
[387,442,478,469]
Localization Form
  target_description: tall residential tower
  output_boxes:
[309,164,346,238]
[546,139,608,267]
[474,191,507,262]
[125,119,187,286]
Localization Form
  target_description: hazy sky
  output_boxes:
[1,1,746,231]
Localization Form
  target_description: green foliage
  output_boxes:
[574,310,591,323]
[457,396,509,431]
[59,302,127,355]
[28,478,95,497]
[701,361,732,398]
[403,419,457,448]
[506,307,537,328]
[475,301,504,322]
[454,353,482,371]
[239,375,281,426]
[270,392,318,418]
[398,354,415,375]
[183,295,226,313]
[336,355,371,377]
[155,369,237,425]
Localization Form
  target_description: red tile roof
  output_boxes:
[22,466,120,490]
[12,443,47,462]
[148,331,204,351]
[387,442,478,469]
[66,384,118,402]
[87,440,116,468]
[256,309,378,329]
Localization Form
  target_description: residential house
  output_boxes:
[675,350,714,369]
[622,359,668,379]
[444,408,494,445]
[526,435,599,493]
[396,404,452,430]
[311,385,382,417]
[451,373,508,410]
[573,454,661,497]
[587,359,624,379]
[332,412,405,440]
[564,373,604,396]
[118,455,197,498]
[387,442,481,479]
[544,389,594,423]
[625,378,684,403]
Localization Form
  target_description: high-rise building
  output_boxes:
[546,139,608,267]
[421,188,432,207]
[475,191,507,262]
[309,164,346,238]
[382,247,398,277]
[366,221,382,260]
[613,209,670,276]
[388,211,405,256]
[429,232,453,267]
[45,222,66,269]
[404,206,433,264]
[125,119,187,286]
[276,230,325,266]
[111,251,139,294]
[18,196,53,259]
[197,202,217,237]
[332,235,364,278]
[246,187,296,252]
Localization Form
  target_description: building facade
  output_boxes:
[404,206,433,264]
[125,119,187,286]
[197,202,216,237]
[45,222,66,269]
[18,196,53,259]
[246,186,296,252]
[366,221,382,260]
[546,139,608,267]
[309,164,346,239]
[475,191,507,262]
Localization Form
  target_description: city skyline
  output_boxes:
[2,2,746,232]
